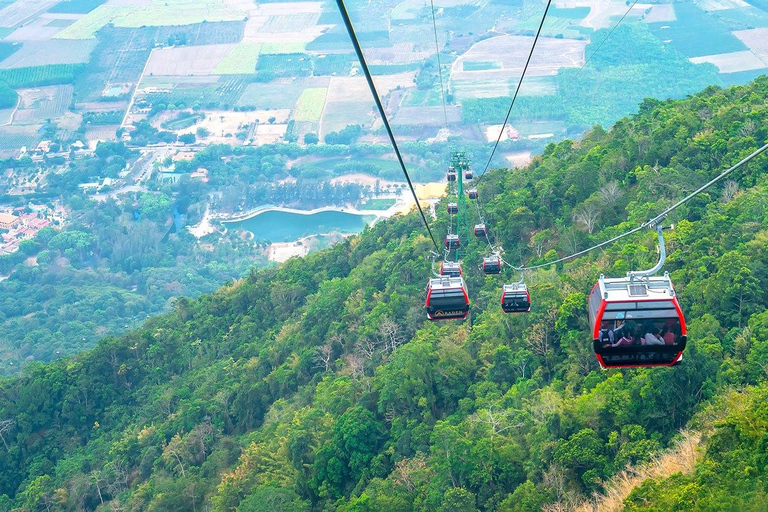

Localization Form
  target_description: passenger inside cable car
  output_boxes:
[589,274,686,368]
[501,283,530,313]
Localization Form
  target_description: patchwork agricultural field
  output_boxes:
[237,81,308,109]
[55,1,247,40]
[145,44,236,76]
[293,88,327,122]
[0,40,95,68]
[214,43,261,75]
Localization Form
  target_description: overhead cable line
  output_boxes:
[562,0,640,89]
[476,0,553,182]
[511,140,768,271]
[335,0,440,251]
[429,0,450,132]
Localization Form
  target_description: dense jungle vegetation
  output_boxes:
[2,76,768,510]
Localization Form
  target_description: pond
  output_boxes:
[224,208,378,242]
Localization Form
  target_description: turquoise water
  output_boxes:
[225,209,377,242]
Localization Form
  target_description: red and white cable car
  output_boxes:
[426,276,469,321]
[587,225,686,368]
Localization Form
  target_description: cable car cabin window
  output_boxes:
[501,287,530,313]
[447,203,458,214]
[468,190,478,199]
[440,262,462,277]
[483,257,501,274]
[594,308,686,367]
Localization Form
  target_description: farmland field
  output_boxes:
[690,50,767,73]
[261,42,307,54]
[319,101,372,136]
[649,3,747,57]
[214,43,261,75]
[0,126,41,152]
[0,43,19,63]
[145,45,236,76]
[141,76,248,109]
[56,1,247,39]
[0,40,96,68]
[0,64,84,88]
[463,61,501,71]
[14,85,74,124]
[734,28,768,60]
[312,53,354,75]
[262,13,320,33]
[712,7,768,29]
[293,88,327,122]
[393,106,461,126]
[401,88,443,107]
[256,53,313,77]
[0,0,59,28]
[237,82,308,109]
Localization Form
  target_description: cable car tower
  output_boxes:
[450,152,470,259]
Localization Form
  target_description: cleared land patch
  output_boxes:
[734,28,768,63]
[261,42,307,54]
[13,85,74,125]
[0,40,96,68]
[213,43,261,74]
[690,50,767,73]
[0,125,41,153]
[145,44,236,76]
[451,36,586,85]
[694,0,749,11]
[293,88,327,122]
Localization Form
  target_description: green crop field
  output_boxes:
[143,76,248,109]
[214,43,261,75]
[293,88,327,122]
[256,53,313,77]
[0,64,83,88]
[401,88,444,107]
[649,4,747,57]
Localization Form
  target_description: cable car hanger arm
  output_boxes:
[514,139,768,272]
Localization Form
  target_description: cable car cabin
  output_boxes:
[445,234,460,250]
[440,261,462,277]
[447,203,459,215]
[501,283,531,313]
[474,224,488,237]
[425,276,469,321]
[464,171,473,180]
[447,171,457,182]
[468,189,478,200]
[588,273,686,369]
[482,256,501,275]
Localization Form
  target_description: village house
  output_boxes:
[0,212,19,230]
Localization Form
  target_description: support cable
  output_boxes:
[476,0,553,181]
[508,140,768,271]
[336,0,440,251]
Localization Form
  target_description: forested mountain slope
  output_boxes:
[2,77,768,511]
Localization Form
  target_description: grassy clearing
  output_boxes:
[261,42,307,54]
[214,43,261,75]
[358,198,397,210]
[293,88,327,122]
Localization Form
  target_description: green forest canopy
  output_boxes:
[1,77,768,510]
